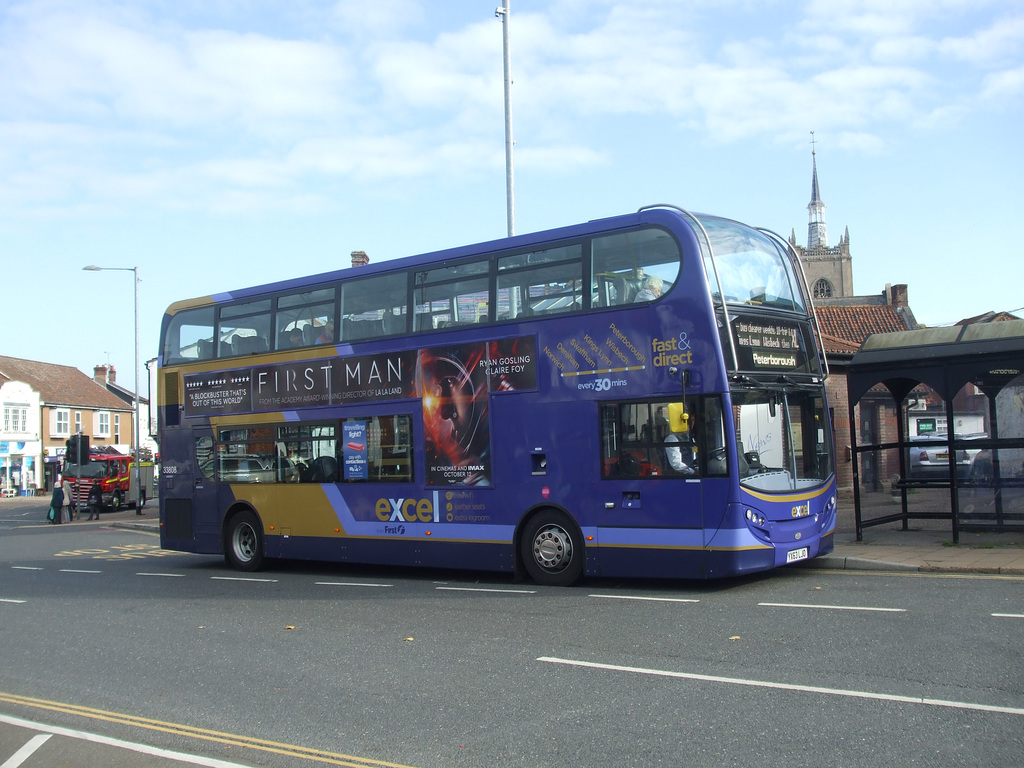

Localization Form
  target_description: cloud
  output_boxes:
[0,0,1019,222]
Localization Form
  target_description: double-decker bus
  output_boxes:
[157,205,836,585]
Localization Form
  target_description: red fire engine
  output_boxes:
[63,448,152,510]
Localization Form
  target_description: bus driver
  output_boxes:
[665,408,696,476]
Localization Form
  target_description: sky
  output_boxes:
[2,0,1022,396]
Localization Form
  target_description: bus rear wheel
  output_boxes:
[521,510,584,586]
[225,510,265,572]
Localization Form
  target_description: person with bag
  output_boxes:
[61,475,75,521]
[86,483,103,521]
[48,482,64,525]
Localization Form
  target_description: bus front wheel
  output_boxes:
[225,510,265,572]
[521,510,584,586]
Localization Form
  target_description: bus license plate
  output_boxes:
[787,547,809,563]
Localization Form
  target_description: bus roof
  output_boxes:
[163,206,718,317]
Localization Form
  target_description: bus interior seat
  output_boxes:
[622,276,641,303]
[303,324,318,345]
[382,312,404,335]
[310,455,338,483]
[196,339,213,360]
[607,275,628,306]
[234,336,268,355]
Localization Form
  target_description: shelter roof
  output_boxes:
[846,319,1024,405]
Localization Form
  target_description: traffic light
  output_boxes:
[66,434,90,464]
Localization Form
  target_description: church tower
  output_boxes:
[790,135,854,299]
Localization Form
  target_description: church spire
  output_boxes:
[807,132,828,248]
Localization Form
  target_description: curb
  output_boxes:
[800,555,920,572]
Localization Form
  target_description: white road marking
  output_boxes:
[0,599,26,604]
[992,613,1024,618]
[315,581,393,588]
[538,657,1024,716]
[590,594,699,603]
[0,712,251,768]
[58,569,101,574]
[11,566,42,571]
[136,572,185,577]
[1,733,51,768]
[436,586,537,594]
[759,602,906,613]
[210,576,278,583]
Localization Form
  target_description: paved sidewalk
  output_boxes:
[814,487,1024,575]
[816,528,1024,575]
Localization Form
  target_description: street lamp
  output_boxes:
[83,264,143,515]
[495,0,515,236]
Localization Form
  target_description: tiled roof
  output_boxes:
[0,355,131,411]
[818,332,861,355]
[814,304,914,349]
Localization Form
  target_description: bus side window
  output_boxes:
[591,228,682,309]
[163,306,214,363]
[341,273,407,343]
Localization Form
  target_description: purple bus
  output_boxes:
[158,205,837,585]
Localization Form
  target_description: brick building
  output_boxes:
[0,356,135,494]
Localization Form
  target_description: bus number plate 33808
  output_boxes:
[787,547,809,563]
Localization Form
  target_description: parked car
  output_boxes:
[218,456,275,483]
[907,433,985,479]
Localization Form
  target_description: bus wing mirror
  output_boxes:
[668,366,690,398]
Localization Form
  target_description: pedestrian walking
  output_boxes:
[49,482,64,525]
[86,483,102,521]
[61,476,74,522]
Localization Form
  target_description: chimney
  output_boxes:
[351,250,370,268]
[93,365,108,385]
[890,284,908,307]
[108,365,116,383]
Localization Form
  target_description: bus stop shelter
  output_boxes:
[847,320,1024,542]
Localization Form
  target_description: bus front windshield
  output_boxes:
[732,387,833,492]
[696,216,806,313]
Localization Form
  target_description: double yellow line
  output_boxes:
[0,691,419,768]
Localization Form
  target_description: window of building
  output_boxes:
[813,278,834,299]
[114,414,120,444]
[56,409,70,436]
[3,406,27,434]
[96,412,111,437]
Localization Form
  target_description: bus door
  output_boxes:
[190,428,217,519]
[599,399,705,526]
[161,427,217,548]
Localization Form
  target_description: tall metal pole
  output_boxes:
[83,264,143,514]
[496,0,515,236]
[132,266,141,514]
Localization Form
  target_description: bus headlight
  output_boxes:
[745,508,766,527]
[820,495,837,528]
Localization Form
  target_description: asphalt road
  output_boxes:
[1,499,1023,768]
